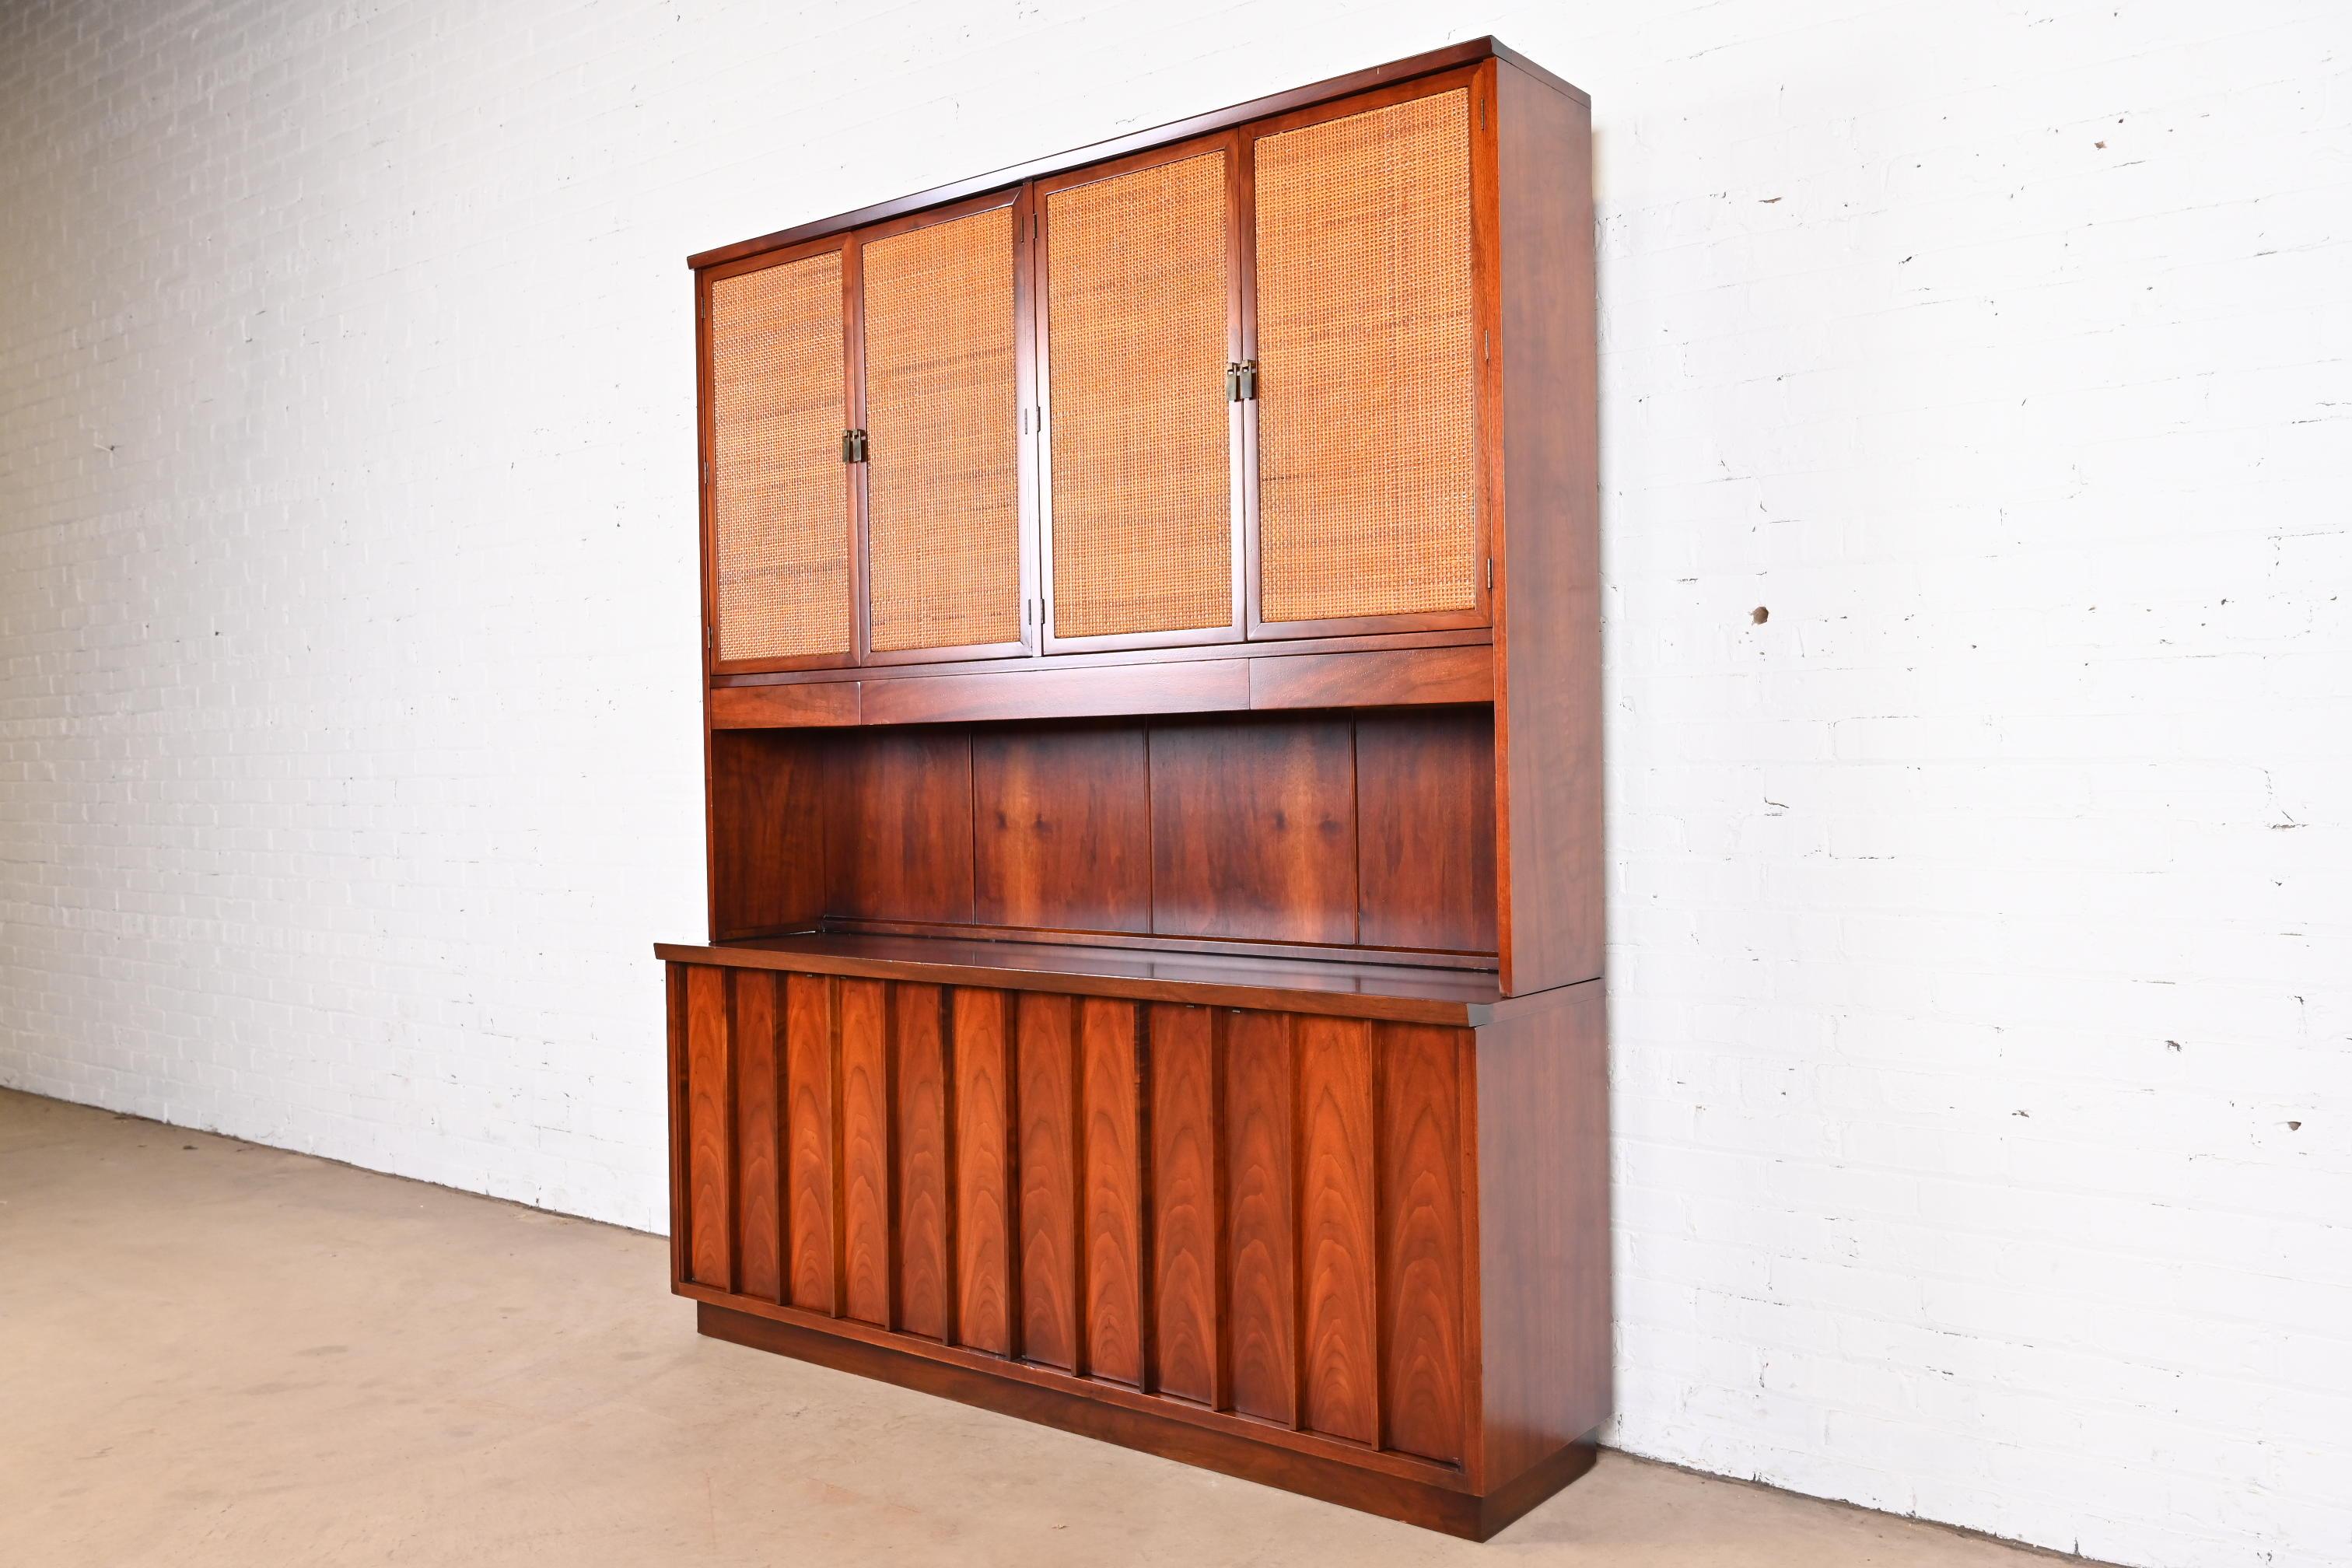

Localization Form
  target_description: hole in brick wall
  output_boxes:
[1751,606,1769,624]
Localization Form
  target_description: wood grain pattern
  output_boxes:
[972,726,1151,934]
[1355,709,1499,954]
[1474,980,1611,1491]
[826,730,975,924]
[1149,1003,1223,1406]
[1297,1015,1379,1445]
[685,965,733,1289]
[859,654,1250,726]
[952,988,1017,1356]
[785,971,839,1314]
[709,681,861,729]
[1017,993,1082,1370]
[1150,718,1357,945]
[1376,1023,1467,1463]
[840,978,894,1326]
[1225,1009,1297,1425]
[1491,61,1601,996]
[1080,997,1146,1387]
[1247,642,1492,711]
[733,970,785,1303]
[709,731,826,940]
[894,983,954,1342]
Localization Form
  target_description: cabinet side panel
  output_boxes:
[1297,1016,1379,1445]
[1376,1023,1467,1464]
[895,984,954,1342]
[733,971,785,1303]
[953,989,1017,1355]
[1225,1010,1297,1425]
[1017,993,1082,1370]
[1492,65,1601,994]
[1080,998,1146,1387]
[786,973,841,1313]
[840,978,894,1325]
[685,966,734,1289]
[1475,982,1611,1489]
[1149,1003,1223,1407]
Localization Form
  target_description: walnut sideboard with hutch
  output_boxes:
[655,37,1604,1539]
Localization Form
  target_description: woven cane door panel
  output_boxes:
[708,252,852,662]
[1045,152,1234,640]
[862,206,1024,653]
[1253,88,1479,625]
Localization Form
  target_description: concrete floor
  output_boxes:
[0,1089,2081,1567]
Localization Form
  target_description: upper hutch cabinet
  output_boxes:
[670,40,1604,1539]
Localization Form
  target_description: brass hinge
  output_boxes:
[1226,360,1258,401]
[842,428,868,464]
[702,459,710,485]
[1486,557,1495,591]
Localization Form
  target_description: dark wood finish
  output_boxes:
[1147,1003,1224,1407]
[972,726,1152,933]
[1248,645,1492,710]
[1079,997,1146,1386]
[709,732,824,940]
[1377,1023,1468,1463]
[711,625,1490,688]
[733,971,785,1303]
[1491,60,1602,996]
[858,658,1247,726]
[839,978,894,1325]
[1017,992,1082,1370]
[784,972,839,1314]
[684,964,733,1288]
[1223,1009,1297,1426]
[1296,1014,1379,1444]
[670,42,1605,1537]
[1355,709,1500,954]
[893,983,953,1341]
[700,1303,1597,1539]
[952,989,1017,1355]
[709,681,861,729]
[1150,718,1356,945]
[656,932,1501,1025]
[825,730,975,924]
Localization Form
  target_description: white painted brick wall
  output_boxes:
[1,2,2345,1564]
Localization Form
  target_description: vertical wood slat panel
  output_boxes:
[1377,1024,1468,1464]
[786,973,839,1314]
[667,965,690,1286]
[1080,998,1146,1387]
[685,965,733,1290]
[1226,1010,1297,1424]
[840,979,894,1326]
[953,989,1017,1356]
[733,971,785,1303]
[1017,993,1082,1370]
[895,984,954,1342]
[1298,1015,1380,1445]
[1150,1003,1223,1407]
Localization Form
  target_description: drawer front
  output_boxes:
[666,961,1473,1470]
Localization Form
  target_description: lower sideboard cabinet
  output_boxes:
[661,951,1609,1539]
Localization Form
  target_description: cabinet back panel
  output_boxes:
[708,252,854,663]
[862,206,1024,653]
[972,725,1153,933]
[1149,716,1359,945]
[1253,88,1479,624]
[718,712,1497,957]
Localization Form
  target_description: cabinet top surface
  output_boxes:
[685,36,1583,272]
[654,931,1506,1024]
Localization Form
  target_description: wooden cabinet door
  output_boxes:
[702,243,857,672]
[1245,74,1493,638]
[1034,138,1244,651]
[856,195,1034,663]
